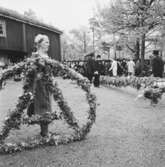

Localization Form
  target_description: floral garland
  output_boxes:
[22,112,61,125]
[100,76,157,89]
[0,57,96,154]
[0,61,26,89]
[100,75,165,104]
[142,87,165,104]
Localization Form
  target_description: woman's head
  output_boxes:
[34,34,50,53]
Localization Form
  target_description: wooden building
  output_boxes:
[0,7,62,66]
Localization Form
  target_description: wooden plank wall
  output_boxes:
[0,16,61,61]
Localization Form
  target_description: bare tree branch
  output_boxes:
[126,44,135,53]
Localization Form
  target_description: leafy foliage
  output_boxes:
[91,0,165,60]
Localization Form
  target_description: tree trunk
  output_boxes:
[140,34,145,71]
[140,0,146,72]
[83,32,87,54]
[135,39,140,60]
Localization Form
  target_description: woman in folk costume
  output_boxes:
[27,34,53,137]
[109,59,118,77]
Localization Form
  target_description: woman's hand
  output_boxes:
[37,73,43,79]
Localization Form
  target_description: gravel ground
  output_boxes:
[0,79,165,167]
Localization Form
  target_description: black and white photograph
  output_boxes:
[1,0,165,166]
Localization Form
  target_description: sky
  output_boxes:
[0,0,111,33]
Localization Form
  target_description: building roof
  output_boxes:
[0,7,63,34]
[84,52,95,58]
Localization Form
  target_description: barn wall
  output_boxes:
[0,16,61,64]
[25,24,61,61]
[0,17,23,51]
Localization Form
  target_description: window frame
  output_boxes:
[0,20,6,37]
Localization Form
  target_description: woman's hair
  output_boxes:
[34,34,49,49]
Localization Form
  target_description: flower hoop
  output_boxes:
[0,57,96,154]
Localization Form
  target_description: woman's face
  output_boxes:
[39,37,50,52]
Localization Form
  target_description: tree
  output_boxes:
[61,33,81,61]
[24,9,43,22]
[61,34,69,61]
[24,9,37,20]
[69,27,93,56]
[61,29,93,61]
[92,0,165,70]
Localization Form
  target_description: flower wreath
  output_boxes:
[100,76,165,104]
[0,57,96,154]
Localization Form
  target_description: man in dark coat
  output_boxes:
[83,52,95,83]
[93,55,105,87]
[151,50,164,78]
[93,55,101,87]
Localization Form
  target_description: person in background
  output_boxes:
[135,59,141,76]
[93,55,103,87]
[151,50,164,78]
[120,59,128,76]
[127,58,135,76]
[76,61,85,75]
[117,60,123,76]
[83,52,95,83]
[109,59,118,77]
[26,34,52,137]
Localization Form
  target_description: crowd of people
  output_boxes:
[65,50,165,87]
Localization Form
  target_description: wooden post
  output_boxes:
[108,47,110,59]
[92,27,95,53]
[22,23,27,53]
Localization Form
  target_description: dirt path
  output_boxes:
[1,81,165,167]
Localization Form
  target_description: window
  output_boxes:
[0,20,6,37]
